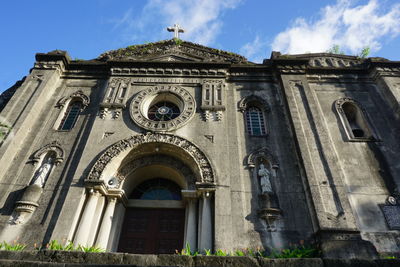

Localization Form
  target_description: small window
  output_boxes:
[245,107,266,136]
[58,101,82,130]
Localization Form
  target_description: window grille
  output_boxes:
[58,101,82,130]
[245,107,266,135]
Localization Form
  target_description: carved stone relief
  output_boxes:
[238,95,270,113]
[57,90,90,109]
[87,133,215,184]
[29,141,64,165]
[201,80,225,121]
[308,57,365,68]
[129,85,196,131]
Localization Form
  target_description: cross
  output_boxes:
[167,23,185,39]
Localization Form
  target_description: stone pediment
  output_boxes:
[97,39,250,64]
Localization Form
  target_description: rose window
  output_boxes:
[130,85,196,131]
[148,101,180,121]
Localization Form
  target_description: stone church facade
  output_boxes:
[0,39,399,258]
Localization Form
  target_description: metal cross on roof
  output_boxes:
[167,23,185,39]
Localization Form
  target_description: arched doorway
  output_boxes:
[118,178,185,254]
[71,133,216,254]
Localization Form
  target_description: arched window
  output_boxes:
[58,100,82,130]
[245,106,266,135]
[335,98,375,141]
[130,178,182,200]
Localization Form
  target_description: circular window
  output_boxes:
[148,101,180,121]
[130,85,196,131]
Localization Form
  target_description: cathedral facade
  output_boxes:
[0,39,399,258]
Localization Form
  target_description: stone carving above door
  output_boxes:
[87,132,215,184]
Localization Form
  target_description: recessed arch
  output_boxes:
[335,97,375,141]
[87,132,215,186]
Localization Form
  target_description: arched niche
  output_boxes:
[335,97,375,141]
[29,141,64,166]
[247,147,278,170]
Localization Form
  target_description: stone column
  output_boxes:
[95,197,118,249]
[184,198,198,251]
[198,192,212,252]
[74,190,101,246]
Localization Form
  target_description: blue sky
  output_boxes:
[1,0,400,93]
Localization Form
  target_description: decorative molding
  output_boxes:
[247,147,278,169]
[309,57,365,68]
[129,85,196,131]
[111,67,228,77]
[97,40,249,64]
[30,141,64,165]
[101,77,130,109]
[238,95,270,113]
[57,90,90,109]
[87,133,215,184]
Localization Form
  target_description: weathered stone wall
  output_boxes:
[0,251,399,267]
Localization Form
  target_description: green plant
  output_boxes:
[233,249,245,256]
[174,38,183,45]
[0,241,26,251]
[204,249,212,256]
[0,122,11,140]
[358,47,370,58]
[326,44,345,55]
[176,243,199,256]
[270,245,319,258]
[77,245,105,253]
[46,240,75,251]
[214,249,228,256]
[384,256,397,259]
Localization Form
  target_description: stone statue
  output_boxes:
[31,157,54,187]
[258,163,272,194]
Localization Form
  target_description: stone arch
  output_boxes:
[87,132,215,185]
[29,141,64,165]
[108,154,196,192]
[335,97,375,141]
[238,94,270,113]
[246,147,278,169]
[57,90,90,109]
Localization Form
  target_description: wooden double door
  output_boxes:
[118,208,185,254]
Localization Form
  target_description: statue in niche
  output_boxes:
[258,163,272,194]
[31,157,54,187]
[9,155,55,225]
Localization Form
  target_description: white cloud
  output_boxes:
[240,36,269,63]
[111,0,242,45]
[271,0,400,55]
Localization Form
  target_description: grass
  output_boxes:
[0,241,26,251]
[176,243,319,258]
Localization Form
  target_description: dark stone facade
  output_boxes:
[0,40,399,258]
